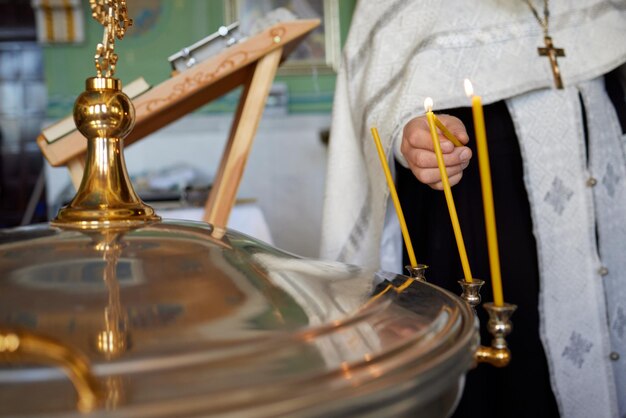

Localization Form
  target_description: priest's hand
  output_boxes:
[400,115,472,190]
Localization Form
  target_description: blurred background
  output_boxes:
[0,0,357,258]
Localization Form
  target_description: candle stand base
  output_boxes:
[457,281,517,368]
[476,302,517,368]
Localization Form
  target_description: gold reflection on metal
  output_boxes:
[366,266,430,306]
[365,283,395,306]
[99,239,129,358]
[363,264,429,306]
[394,277,414,293]
[366,281,410,308]
[90,232,130,359]
[0,332,20,352]
[53,0,158,230]
[475,345,512,368]
[368,364,383,378]
[90,0,132,78]
[458,280,516,367]
[0,328,100,412]
[52,77,160,229]
[340,361,353,380]
[475,302,517,367]
[96,330,126,357]
[103,376,125,410]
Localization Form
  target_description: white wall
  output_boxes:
[45,113,331,258]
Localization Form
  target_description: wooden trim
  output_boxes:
[203,47,283,227]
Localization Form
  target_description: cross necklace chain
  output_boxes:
[524,0,565,89]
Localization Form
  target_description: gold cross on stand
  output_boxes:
[538,36,565,89]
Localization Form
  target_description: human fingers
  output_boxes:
[404,144,472,170]
[403,115,470,156]
[434,114,470,146]
[402,116,458,153]
[429,171,464,190]
[409,161,468,187]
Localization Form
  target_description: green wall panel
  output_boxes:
[43,0,356,118]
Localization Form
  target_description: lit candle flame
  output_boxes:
[464,79,474,97]
[424,97,434,112]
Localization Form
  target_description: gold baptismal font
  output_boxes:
[0,1,504,417]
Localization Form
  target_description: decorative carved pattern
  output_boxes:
[136,27,287,114]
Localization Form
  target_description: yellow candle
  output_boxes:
[424,98,473,283]
[370,127,418,268]
[433,115,463,147]
[464,79,504,306]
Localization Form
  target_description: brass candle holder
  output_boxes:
[475,302,517,367]
[406,264,428,282]
[458,279,484,310]
[458,280,517,368]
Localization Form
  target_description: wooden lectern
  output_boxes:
[37,19,320,228]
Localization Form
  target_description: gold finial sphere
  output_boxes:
[95,329,129,358]
[74,77,135,140]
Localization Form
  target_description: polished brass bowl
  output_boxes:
[0,221,477,417]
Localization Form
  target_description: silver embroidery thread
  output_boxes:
[562,331,593,369]
[602,162,619,198]
[544,176,574,215]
